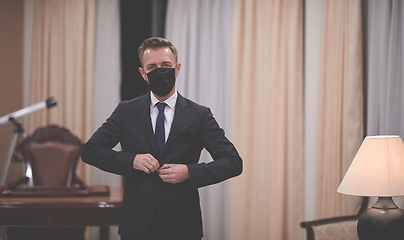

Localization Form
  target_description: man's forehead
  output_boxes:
[142,47,176,65]
[144,47,172,55]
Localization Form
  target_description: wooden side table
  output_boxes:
[0,188,123,240]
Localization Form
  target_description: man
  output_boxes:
[81,37,242,240]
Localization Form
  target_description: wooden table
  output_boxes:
[0,188,123,240]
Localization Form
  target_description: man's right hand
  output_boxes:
[133,154,160,174]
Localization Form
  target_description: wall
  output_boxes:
[0,0,25,184]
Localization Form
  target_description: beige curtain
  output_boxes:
[228,0,303,239]
[315,0,363,218]
[29,0,95,184]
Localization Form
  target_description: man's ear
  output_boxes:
[139,67,148,82]
[175,63,181,78]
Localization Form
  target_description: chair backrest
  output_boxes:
[307,216,359,240]
[300,197,369,240]
[16,125,83,187]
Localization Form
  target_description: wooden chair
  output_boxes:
[5,125,87,239]
[300,197,369,240]
[15,124,84,187]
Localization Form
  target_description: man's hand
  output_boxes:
[133,154,160,174]
[158,164,190,184]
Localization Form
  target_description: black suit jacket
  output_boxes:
[81,92,242,239]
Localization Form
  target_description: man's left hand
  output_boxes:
[158,164,190,184]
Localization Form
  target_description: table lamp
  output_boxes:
[337,135,404,240]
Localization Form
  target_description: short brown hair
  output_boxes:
[137,37,178,66]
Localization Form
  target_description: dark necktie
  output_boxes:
[155,102,166,153]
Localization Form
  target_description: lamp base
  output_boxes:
[357,197,404,240]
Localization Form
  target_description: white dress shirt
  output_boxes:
[150,91,177,143]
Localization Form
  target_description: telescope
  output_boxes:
[0,97,57,185]
[0,97,57,125]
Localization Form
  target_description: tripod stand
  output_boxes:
[0,118,26,186]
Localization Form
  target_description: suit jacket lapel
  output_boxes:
[160,93,189,159]
[138,93,159,156]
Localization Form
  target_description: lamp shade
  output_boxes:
[337,135,404,197]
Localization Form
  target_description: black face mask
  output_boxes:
[146,68,176,97]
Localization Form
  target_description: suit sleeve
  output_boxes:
[81,103,135,177]
[187,107,243,188]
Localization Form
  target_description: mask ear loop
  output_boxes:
[139,67,149,83]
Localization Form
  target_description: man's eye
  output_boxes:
[148,66,156,70]
[162,64,171,68]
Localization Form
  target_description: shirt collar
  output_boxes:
[150,91,177,109]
